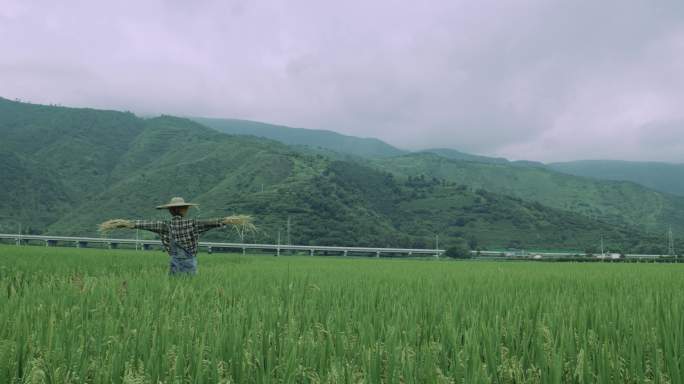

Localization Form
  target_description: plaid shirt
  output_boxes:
[134,216,223,256]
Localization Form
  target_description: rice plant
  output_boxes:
[1,244,683,383]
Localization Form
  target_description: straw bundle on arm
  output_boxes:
[221,215,256,232]
[99,219,135,232]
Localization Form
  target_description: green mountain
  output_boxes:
[0,149,71,231]
[548,160,684,197]
[0,99,145,232]
[192,117,406,159]
[0,97,669,252]
[373,153,684,235]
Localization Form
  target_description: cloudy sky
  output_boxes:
[2,0,683,162]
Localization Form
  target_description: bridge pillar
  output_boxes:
[344,250,348,257]
[207,246,213,254]
[376,251,380,258]
[277,247,280,257]
[310,249,314,256]
[242,248,246,255]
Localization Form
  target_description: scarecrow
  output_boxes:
[99,197,255,275]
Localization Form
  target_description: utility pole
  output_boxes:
[668,227,675,257]
[286,216,291,245]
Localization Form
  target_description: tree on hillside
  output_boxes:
[467,237,478,250]
[445,242,472,259]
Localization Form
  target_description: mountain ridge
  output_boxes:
[191,116,408,159]
[193,112,684,198]
[549,160,684,196]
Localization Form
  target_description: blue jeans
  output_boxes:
[168,242,197,275]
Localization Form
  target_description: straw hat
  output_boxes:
[156,197,198,209]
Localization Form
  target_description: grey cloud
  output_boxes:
[639,120,684,149]
[1,0,683,161]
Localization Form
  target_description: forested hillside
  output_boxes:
[0,98,676,252]
[373,153,684,234]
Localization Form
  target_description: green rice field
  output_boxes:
[1,245,684,383]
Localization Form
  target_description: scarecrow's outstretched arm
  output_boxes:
[98,219,167,234]
[196,218,224,234]
[133,220,166,234]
